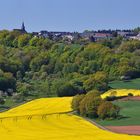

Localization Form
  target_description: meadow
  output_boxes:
[96,101,140,126]
[109,78,140,89]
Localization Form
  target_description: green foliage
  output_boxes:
[0,70,16,91]
[18,34,31,47]
[30,52,49,71]
[96,101,140,126]
[79,90,102,117]
[97,101,120,119]
[0,30,140,99]
[128,93,133,97]
[71,94,85,113]
[0,97,5,105]
[72,90,120,119]
[55,82,78,97]
[84,71,108,92]
[134,27,140,34]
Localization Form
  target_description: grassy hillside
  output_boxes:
[109,78,140,89]
[96,101,140,126]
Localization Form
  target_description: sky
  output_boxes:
[0,0,140,32]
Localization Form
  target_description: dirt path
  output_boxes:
[106,126,140,135]
[118,96,140,101]
[81,115,140,135]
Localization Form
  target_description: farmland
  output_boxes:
[96,101,140,126]
[0,97,140,140]
[101,89,140,99]
[109,78,140,89]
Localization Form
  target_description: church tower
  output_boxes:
[21,22,26,32]
[13,22,27,33]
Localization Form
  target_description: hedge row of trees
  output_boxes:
[72,90,120,119]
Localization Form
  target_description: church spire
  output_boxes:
[21,22,25,31]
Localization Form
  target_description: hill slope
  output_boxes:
[0,97,140,140]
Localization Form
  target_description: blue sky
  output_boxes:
[0,0,140,32]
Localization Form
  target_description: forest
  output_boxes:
[0,30,140,104]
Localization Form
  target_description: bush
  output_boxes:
[79,90,102,117]
[83,71,109,92]
[105,96,117,101]
[0,97,5,105]
[0,72,16,91]
[12,93,25,103]
[97,101,120,120]
[57,83,78,97]
[71,94,85,113]
[128,93,133,97]
[105,91,118,101]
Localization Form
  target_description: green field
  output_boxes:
[96,101,140,126]
[109,78,140,89]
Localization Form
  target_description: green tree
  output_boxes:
[84,71,108,92]
[79,90,102,117]
[97,101,120,119]
[71,94,85,113]
[18,34,31,47]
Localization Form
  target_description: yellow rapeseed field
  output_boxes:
[101,89,140,99]
[0,97,140,140]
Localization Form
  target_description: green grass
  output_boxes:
[109,78,140,89]
[0,97,17,112]
[0,97,32,112]
[95,101,140,126]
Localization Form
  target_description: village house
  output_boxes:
[117,30,136,38]
[93,33,113,41]
[130,33,140,40]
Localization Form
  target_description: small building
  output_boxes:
[117,30,136,38]
[93,33,113,41]
[130,33,140,40]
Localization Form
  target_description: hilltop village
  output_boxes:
[13,22,140,43]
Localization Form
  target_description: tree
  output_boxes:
[0,97,5,105]
[0,71,16,91]
[30,52,49,71]
[97,101,120,120]
[16,82,32,96]
[18,34,31,47]
[57,82,78,97]
[84,71,108,92]
[134,27,140,34]
[71,94,85,113]
[29,37,39,46]
[79,90,102,117]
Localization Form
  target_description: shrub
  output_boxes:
[83,71,109,92]
[57,83,78,97]
[12,93,25,103]
[0,97,5,105]
[105,96,118,101]
[105,91,118,101]
[97,101,120,120]
[71,94,85,113]
[79,90,102,118]
[128,93,133,97]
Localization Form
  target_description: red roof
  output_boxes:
[94,33,112,37]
